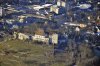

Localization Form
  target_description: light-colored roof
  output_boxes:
[42,4,52,7]
[34,4,52,10]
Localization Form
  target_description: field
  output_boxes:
[0,39,99,66]
[0,39,55,66]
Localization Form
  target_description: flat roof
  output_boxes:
[33,4,52,10]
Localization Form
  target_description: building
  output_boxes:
[18,33,29,40]
[50,0,66,14]
[13,31,59,44]
[57,0,66,7]
[33,4,52,11]
[50,34,58,44]
[50,5,65,14]
[32,34,49,43]
[13,32,29,40]
[18,15,26,23]
[75,27,80,32]
[50,5,59,14]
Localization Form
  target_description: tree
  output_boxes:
[35,28,45,35]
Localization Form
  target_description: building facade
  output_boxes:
[57,0,66,7]
[32,34,49,43]
[50,5,59,14]
[13,32,49,44]
[18,33,29,40]
[50,34,58,44]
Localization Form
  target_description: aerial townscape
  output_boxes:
[0,0,100,66]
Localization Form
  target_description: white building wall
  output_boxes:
[57,0,66,7]
[61,1,66,7]
[18,33,29,40]
[57,0,61,6]
[51,34,58,44]
[32,35,49,43]
[50,6,59,14]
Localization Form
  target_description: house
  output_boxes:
[50,5,65,14]
[18,33,29,40]
[32,34,49,43]
[57,0,66,7]
[75,27,80,32]
[50,0,66,14]
[50,5,59,14]
[50,33,58,44]
[18,15,26,23]
[33,4,52,11]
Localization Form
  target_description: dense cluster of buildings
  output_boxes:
[0,0,100,56]
[13,32,59,44]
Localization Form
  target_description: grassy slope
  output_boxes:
[0,39,54,66]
